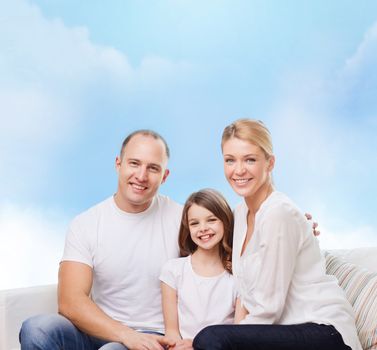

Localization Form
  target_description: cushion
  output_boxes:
[325,252,377,350]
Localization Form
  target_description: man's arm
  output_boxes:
[58,261,173,350]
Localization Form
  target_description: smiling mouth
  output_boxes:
[199,234,215,241]
[233,178,252,185]
[130,183,148,191]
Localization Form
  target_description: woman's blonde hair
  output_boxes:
[221,118,273,158]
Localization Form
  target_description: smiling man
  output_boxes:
[20,130,183,350]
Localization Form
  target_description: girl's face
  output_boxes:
[222,137,274,199]
[187,204,224,252]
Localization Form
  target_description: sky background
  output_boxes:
[1,0,377,290]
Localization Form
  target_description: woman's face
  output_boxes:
[222,137,274,198]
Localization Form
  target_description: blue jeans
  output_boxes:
[193,323,352,350]
[19,314,163,350]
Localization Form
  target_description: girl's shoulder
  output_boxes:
[161,256,190,273]
[160,256,192,287]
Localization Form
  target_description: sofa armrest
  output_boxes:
[0,284,57,350]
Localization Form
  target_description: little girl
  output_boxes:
[159,189,240,349]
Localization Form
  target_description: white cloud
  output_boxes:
[0,0,132,84]
[0,0,197,289]
[0,0,194,199]
[0,203,67,290]
[268,21,377,250]
[343,21,377,76]
[0,0,130,146]
[0,0,193,104]
[335,21,377,115]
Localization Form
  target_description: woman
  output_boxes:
[193,119,361,350]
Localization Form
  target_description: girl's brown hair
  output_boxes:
[178,188,233,273]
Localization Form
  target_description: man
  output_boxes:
[20,130,183,350]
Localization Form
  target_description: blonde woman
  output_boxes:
[193,119,361,350]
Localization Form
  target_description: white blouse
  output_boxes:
[160,256,237,339]
[232,191,361,350]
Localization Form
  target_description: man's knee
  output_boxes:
[19,314,72,349]
[193,325,227,350]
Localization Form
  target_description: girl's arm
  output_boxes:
[161,281,182,342]
[234,297,249,323]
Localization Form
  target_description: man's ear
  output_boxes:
[161,169,170,184]
[115,156,121,173]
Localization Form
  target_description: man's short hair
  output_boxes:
[120,129,170,159]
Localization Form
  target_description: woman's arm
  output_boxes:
[234,297,249,323]
[161,282,182,342]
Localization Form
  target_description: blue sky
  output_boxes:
[1,0,377,290]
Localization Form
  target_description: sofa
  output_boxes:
[1,247,376,350]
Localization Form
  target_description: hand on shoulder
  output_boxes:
[305,213,320,236]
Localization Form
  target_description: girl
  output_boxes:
[193,119,362,350]
[159,189,241,350]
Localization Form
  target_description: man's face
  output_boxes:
[115,134,169,213]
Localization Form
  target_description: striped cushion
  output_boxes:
[325,252,377,350]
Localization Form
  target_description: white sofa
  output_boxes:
[0,284,57,350]
[1,248,376,350]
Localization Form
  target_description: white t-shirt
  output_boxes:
[62,194,182,333]
[232,191,362,350]
[159,256,237,339]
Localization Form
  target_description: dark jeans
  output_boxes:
[193,323,351,350]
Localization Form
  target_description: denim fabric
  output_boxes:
[19,313,163,350]
[193,323,352,350]
[98,342,128,350]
